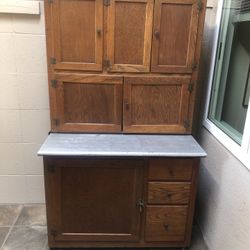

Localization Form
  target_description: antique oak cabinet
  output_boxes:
[41,0,207,249]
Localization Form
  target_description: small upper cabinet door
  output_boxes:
[106,0,153,73]
[51,74,123,132]
[123,76,192,133]
[47,0,103,71]
[151,0,200,73]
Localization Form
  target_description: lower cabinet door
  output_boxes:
[44,158,144,243]
[123,76,192,133]
[145,205,188,242]
[50,74,123,132]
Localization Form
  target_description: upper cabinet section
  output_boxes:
[151,0,200,73]
[106,0,153,73]
[45,0,203,74]
[47,0,103,71]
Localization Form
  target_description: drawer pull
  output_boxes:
[163,224,169,230]
[166,191,172,198]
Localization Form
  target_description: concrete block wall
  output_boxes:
[0,0,49,203]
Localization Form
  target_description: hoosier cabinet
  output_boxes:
[39,0,207,249]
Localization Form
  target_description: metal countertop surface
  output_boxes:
[38,133,206,157]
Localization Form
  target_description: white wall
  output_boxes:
[0,0,49,203]
[196,1,250,249]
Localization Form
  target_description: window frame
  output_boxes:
[203,0,250,170]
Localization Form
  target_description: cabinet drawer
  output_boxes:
[148,158,193,181]
[148,182,191,205]
[145,206,188,242]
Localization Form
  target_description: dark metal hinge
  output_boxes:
[47,165,55,173]
[104,0,110,6]
[184,120,190,129]
[51,79,57,88]
[197,0,203,11]
[50,57,56,65]
[48,0,53,3]
[53,118,60,127]
[103,59,111,69]
[188,84,193,93]
[50,229,57,237]
[192,62,198,71]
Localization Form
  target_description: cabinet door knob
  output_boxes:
[97,28,102,36]
[163,224,169,230]
[154,30,160,39]
[124,102,130,110]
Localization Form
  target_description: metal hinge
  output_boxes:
[188,84,193,93]
[104,0,110,6]
[50,229,57,237]
[53,118,60,127]
[51,79,57,88]
[47,165,55,173]
[103,59,111,69]
[197,0,203,11]
[184,120,190,129]
[50,57,56,65]
[192,62,198,71]
[48,0,53,3]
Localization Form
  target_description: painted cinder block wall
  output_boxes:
[196,0,250,249]
[0,0,49,203]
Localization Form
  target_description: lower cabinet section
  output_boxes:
[43,157,199,248]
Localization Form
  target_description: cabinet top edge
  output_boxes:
[38,133,206,157]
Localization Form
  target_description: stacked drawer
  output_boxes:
[145,158,194,242]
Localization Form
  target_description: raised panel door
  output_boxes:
[123,76,192,133]
[51,74,123,132]
[106,0,153,72]
[44,158,144,244]
[151,0,200,73]
[46,0,103,71]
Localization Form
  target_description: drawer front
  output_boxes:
[148,158,193,181]
[148,182,191,205]
[145,206,188,242]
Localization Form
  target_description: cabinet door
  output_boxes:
[47,0,103,71]
[51,74,122,132]
[44,158,144,244]
[123,76,192,133]
[106,0,153,72]
[151,0,200,73]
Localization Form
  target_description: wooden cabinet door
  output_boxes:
[51,74,122,132]
[106,0,153,72]
[44,158,144,244]
[123,76,192,133]
[151,0,200,73]
[46,0,103,71]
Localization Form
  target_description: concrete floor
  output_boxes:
[0,204,208,250]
